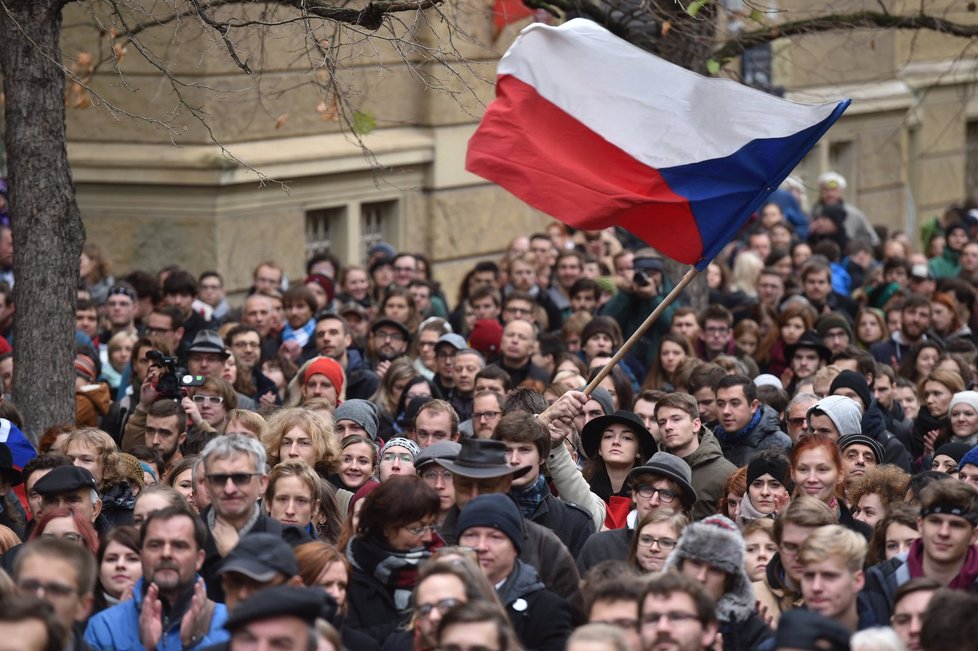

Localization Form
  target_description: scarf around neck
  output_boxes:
[714,407,763,445]
[510,475,548,518]
[347,536,434,610]
[283,318,316,347]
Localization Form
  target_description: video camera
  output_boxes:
[145,350,206,400]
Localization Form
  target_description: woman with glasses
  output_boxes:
[628,511,687,574]
[30,506,99,554]
[344,475,441,645]
[183,377,236,441]
[377,437,421,483]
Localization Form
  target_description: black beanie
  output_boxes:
[829,370,872,411]
[747,455,790,486]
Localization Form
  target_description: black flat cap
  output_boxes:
[32,466,97,495]
[218,533,298,582]
[225,585,331,631]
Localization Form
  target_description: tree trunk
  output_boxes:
[0,0,84,439]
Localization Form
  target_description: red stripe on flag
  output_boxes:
[467,74,704,264]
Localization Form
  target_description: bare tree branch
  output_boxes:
[713,10,978,62]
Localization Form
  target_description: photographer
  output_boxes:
[598,249,677,369]
[121,348,203,454]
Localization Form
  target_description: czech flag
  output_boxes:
[466,19,851,269]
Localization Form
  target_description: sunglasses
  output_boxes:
[205,472,259,486]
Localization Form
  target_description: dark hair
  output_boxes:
[868,502,919,567]
[492,411,550,461]
[501,387,548,417]
[306,251,341,277]
[687,364,726,395]
[151,305,185,331]
[699,304,733,327]
[147,398,188,435]
[355,475,440,541]
[639,572,717,627]
[139,505,207,551]
[920,478,978,515]
[756,385,789,414]
[892,576,941,609]
[906,471,954,505]
[476,365,513,392]
[16,537,97,596]
[920,590,978,651]
[225,324,261,346]
[436,601,518,651]
[123,270,161,304]
[587,366,634,411]
[714,374,758,403]
[830,346,878,378]
[129,445,165,480]
[76,298,97,313]
[583,572,644,619]
[22,453,72,489]
[0,595,67,651]
[902,293,932,313]
[94,526,141,609]
[162,270,198,297]
[570,277,600,299]
[282,285,318,314]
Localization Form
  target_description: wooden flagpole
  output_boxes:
[582,266,701,397]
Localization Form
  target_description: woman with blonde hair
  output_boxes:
[263,407,339,477]
[370,357,415,428]
[224,409,266,440]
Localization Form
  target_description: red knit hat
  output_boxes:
[303,357,344,396]
[469,319,504,357]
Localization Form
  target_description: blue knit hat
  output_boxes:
[456,493,523,555]
[960,444,978,471]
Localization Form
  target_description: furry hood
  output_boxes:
[664,515,756,622]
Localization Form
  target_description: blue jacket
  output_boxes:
[84,578,229,651]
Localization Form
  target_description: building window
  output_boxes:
[306,207,345,260]
[360,200,399,261]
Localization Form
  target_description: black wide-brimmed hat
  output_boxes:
[433,438,531,480]
[784,330,831,363]
[581,410,657,460]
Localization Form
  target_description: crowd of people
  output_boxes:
[0,172,977,650]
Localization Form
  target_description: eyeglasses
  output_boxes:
[206,472,259,486]
[144,326,173,335]
[504,306,532,315]
[786,417,807,427]
[404,523,438,536]
[381,452,414,464]
[634,485,677,502]
[374,331,406,342]
[18,579,78,599]
[193,395,224,405]
[472,411,501,421]
[421,469,453,482]
[416,597,459,618]
[436,350,456,359]
[641,611,701,626]
[637,535,677,550]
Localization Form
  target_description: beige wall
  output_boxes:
[63,3,978,305]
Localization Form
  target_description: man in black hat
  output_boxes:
[185,330,230,381]
[367,318,410,372]
[432,437,584,617]
[784,331,830,389]
[218,533,302,611]
[32,465,103,530]
[830,369,912,472]
[224,585,323,651]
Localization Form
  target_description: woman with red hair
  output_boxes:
[790,434,872,539]
[31,506,99,554]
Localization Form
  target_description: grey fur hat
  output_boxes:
[664,514,755,623]
[334,399,380,441]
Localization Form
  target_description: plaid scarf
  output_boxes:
[347,535,436,610]
[510,475,548,518]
